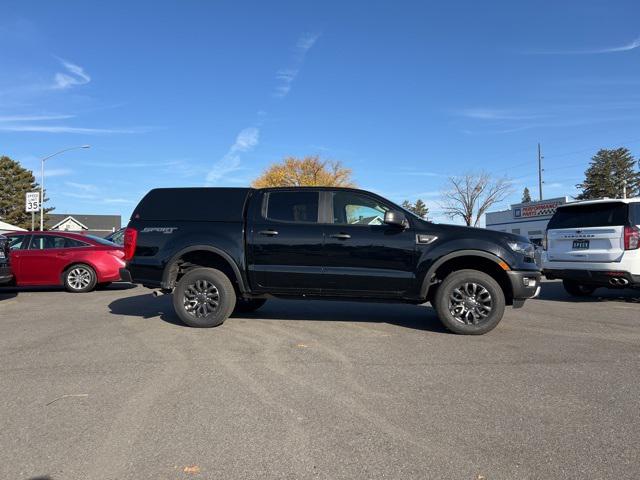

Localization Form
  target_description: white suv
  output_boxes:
[542,198,640,296]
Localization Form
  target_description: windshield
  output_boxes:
[548,202,629,229]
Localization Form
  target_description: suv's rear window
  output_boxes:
[548,202,629,229]
[630,203,640,226]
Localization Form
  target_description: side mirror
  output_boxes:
[384,210,408,228]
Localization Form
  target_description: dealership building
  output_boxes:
[485,197,568,241]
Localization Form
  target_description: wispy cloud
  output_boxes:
[206,127,260,184]
[65,181,97,192]
[52,58,91,89]
[61,191,97,200]
[103,197,134,205]
[454,108,544,121]
[527,34,640,55]
[273,32,321,98]
[41,168,73,178]
[462,115,640,135]
[85,160,182,168]
[0,114,74,122]
[0,124,146,134]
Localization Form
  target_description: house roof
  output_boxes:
[46,213,121,231]
[0,220,27,231]
[50,215,90,230]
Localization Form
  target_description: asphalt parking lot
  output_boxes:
[1,281,639,480]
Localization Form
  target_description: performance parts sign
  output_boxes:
[513,200,564,219]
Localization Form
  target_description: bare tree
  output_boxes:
[441,172,513,226]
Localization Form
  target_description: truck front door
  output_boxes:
[321,190,417,296]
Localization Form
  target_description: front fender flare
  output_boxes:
[419,249,509,298]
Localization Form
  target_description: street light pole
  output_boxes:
[39,145,91,231]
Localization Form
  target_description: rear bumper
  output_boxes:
[507,270,542,306]
[544,268,640,287]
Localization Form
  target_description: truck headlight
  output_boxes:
[507,241,535,259]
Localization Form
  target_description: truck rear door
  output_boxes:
[246,190,324,292]
[546,202,627,263]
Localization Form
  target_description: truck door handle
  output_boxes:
[259,229,279,236]
[330,233,351,240]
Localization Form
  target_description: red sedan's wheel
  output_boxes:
[64,264,97,293]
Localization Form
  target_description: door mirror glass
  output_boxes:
[384,210,408,228]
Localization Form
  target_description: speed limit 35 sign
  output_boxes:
[26,192,40,213]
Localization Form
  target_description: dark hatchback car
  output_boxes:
[0,235,12,284]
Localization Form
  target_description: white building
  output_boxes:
[0,220,27,235]
[485,197,568,241]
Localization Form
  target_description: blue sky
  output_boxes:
[1,0,640,224]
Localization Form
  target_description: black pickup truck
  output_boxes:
[124,187,541,334]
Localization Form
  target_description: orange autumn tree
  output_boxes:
[251,156,356,188]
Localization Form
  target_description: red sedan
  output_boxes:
[4,231,128,292]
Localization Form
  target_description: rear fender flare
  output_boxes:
[161,245,247,292]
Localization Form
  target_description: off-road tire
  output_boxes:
[173,267,236,328]
[434,269,506,335]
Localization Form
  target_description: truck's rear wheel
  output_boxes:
[562,279,596,297]
[173,267,236,327]
[434,269,505,335]
[234,298,267,314]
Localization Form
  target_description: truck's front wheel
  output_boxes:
[434,269,506,335]
[173,267,236,327]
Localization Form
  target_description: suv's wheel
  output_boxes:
[64,264,97,293]
[234,298,267,314]
[562,279,596,297]
[434,269,506,335]
[173,267,236,327]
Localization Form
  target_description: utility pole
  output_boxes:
[537,143,544,201]
[622,179,627,199]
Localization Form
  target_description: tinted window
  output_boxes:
[7,235,29,250]
[85,234,118,246]
[29,235,88,250]
[134,188,250,222]
[266,191,319,223]
[630,204,640,226]
[108,229,124,245]
[548,203,629,229]
[332,191,389,225]
[65,238,90,248]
